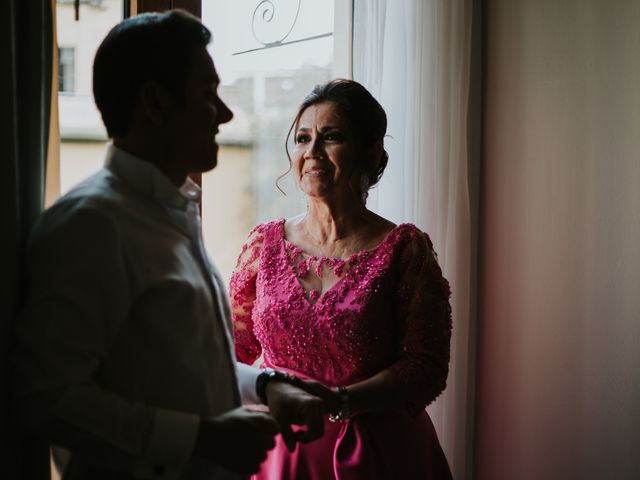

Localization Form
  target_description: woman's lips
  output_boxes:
[304,168,327,177]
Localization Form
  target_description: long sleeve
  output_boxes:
[235,363,261,406]
[12,204,198,479]
[229,225,267,366]
[390,230,452,413]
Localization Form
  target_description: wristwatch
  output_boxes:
[255,368,299,406]
[328,386,351,422]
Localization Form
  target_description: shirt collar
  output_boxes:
[105,144,201,211]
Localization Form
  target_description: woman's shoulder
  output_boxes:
[385,223,434,250]
[234,219,285,267]
[246,218,285,239]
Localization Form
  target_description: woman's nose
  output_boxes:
[304,137,322,158]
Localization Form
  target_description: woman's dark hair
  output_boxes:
[93,9,211,138]
[284,79,389,198]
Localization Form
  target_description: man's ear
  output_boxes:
[139,81,173,126]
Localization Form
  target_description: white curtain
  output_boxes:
[353,1,473,478]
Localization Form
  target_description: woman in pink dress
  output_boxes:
[230,79,453,479]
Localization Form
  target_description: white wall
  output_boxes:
[477,1,640,479]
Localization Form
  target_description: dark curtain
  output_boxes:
[0,0,53,479]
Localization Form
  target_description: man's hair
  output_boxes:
[93,9,211,138]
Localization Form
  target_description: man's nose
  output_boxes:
[217,99,233,124]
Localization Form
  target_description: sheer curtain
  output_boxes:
[353,1,474,478]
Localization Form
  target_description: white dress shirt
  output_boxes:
[13,145,260,480]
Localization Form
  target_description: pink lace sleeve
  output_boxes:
[391,230,452,413]
[229,224,267,365]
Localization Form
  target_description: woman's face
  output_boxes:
[292,101,362,201]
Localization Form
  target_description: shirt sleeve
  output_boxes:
[12,203,198,479]
[229,224,267,366]
[390,229,453,414]
[235,363,262,406]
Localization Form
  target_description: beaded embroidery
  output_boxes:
[284,239,370,288]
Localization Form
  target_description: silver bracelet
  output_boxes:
[328,386,350,422]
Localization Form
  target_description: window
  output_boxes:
[201,0,338,281]
[58,47,75,93]
[54,0,344,283]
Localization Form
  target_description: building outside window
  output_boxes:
[56,0,121,195]
[58,47,75,93]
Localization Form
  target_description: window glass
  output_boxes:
[202,0,335,281]
[58,47,75,93]
[56,0,123,195]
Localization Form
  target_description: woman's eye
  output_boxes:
[324,132,344,142]
[296,134,310,143]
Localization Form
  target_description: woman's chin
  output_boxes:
[300,181,331,197]
[302,188,328,200]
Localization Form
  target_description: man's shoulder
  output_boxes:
[57,168,124,205]
[33,169,130,238]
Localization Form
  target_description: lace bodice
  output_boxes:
[230,219,452,410]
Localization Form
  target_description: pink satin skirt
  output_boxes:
[254,408,452,480]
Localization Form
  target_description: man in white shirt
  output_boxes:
[13,10,324,480]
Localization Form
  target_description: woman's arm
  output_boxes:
[229,224,266,365]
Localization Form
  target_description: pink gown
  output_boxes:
[230,219,453,480]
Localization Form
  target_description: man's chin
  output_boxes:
[193,155,218,173]
[204,146,219,171]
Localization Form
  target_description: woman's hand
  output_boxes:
[290,378,342,414]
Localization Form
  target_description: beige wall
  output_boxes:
[477,1,640,479]
[59,141,108,193]
[201,145,254,284]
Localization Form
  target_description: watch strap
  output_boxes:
[255,368,300,405]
